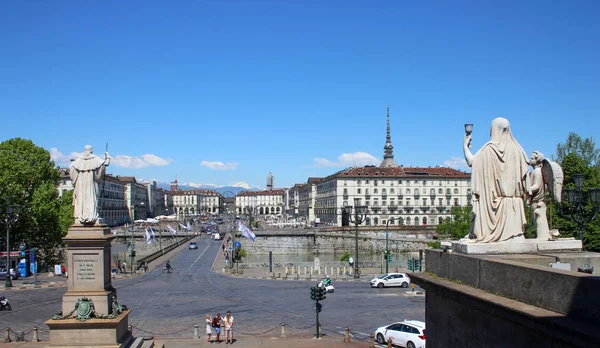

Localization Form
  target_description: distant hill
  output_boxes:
[156,182,260,196]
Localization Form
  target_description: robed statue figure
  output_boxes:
[463,118,530,243]
[69,145,110,226]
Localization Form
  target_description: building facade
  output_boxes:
[314,166,471,227]
[98,174,129,226]
[172,189,223,217]
[118,176,149,222]
[235,189,286,216]
[57,167,74,197]
[298,178,321,224]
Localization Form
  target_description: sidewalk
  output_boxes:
[2,237,197,292]
[154,335,372,347]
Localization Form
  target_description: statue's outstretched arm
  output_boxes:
[463,134,474,167]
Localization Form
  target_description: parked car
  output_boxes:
[374,320,426,348]
[0,268,20,280]
[370,273,411,288]
[188,242,198,250]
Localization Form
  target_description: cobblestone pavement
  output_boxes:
[0,221,424,345]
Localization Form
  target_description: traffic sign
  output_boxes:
[228,246,233,251]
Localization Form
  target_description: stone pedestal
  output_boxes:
[452,237,583,254]
[45,310,132,348]
[47,224,129,347]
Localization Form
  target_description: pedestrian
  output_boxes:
[212,312,222,343]
[142,260,148,273]
[222,243,225,253]
[205,314,213,343]
[224,310,234,344]
[394,266,399,273]
[225,253,229,268]
[116,260,121,273]
[122,261,127,274]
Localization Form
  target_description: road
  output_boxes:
[0,220,424,342]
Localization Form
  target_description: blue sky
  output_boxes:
[2,1,599,190]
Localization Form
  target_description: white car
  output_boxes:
[370,273,411,288]
[375,320,426,348]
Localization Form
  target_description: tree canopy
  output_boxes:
[554,132,600,168]
[436,206,472,240]
[0,138,72,269]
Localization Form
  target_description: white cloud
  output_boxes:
[49,148,85,167]
[111,154,173,169]
[200,161,238,170]
[184,182,221,188]
[312,152,380,168]
[443,156,470,170]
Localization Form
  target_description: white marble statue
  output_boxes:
[69,145,110,226]
[527,151,563,240]
[463,118,530,243]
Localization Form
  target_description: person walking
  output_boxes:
[224,310,234,344]
[213,312,223,343]
[121,261,127,274]
[225,253,229,268]
[205,314,213,343]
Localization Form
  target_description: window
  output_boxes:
[343,188,348,195]
[374,188,378,194]
[357,180,362,185]
[454,188,459,194]
[439,188,443,194]
[381,180,385,184]
[357,188,361,194]
[398,180,403,184]
[423,180,427,185]
[382,201,387,206]
[439,198,443,206]
[422,198,427,206]
[430,188,436,195]
[423,217,428,225]
[391,188,395,194]
[406,217,412,225]
[374,217,379,225]
[454,198,459,206]
[414,217,419,226]
[382,188,387,195]
[389,217,395,225]
[365,200,370,206]
[406,188,411,194]
[438,217,444,224]
[366,180,370,184]
[365,188,369,194]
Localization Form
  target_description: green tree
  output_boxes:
[436,206,472,240]
[548,152,600,251]
[554,132,600,168]
[0,138,66,269]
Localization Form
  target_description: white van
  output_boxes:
[213,233,221,241]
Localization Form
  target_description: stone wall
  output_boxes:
[410,250,600,347]
[239,231,431,254]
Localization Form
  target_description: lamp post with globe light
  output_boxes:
[347,198,368,279]
[562,173,600,244]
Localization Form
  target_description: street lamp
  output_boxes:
[1,198,22,288]
[563,173,600,242]
[385,219,391,274]
[348,198,367,279]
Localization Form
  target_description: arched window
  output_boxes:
[374,217,379,225]
[423,217,428,225]
[382,188,387,195]
[414,217,419,226]
[454,188,459,194]
[390,188,395,194]
[390,217,395,225]
[343,188,348,195]
[406,188,411,194]
[438,217,444,225]
[430,188,436,195]
[438,188,443,194]
[366,217,371,226]
[406,217,412,225]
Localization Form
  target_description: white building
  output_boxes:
[314,107,471,227]
[298,177,321,224]
[57,168,73,197]
[117,176,149,222]
[235,189,286,216]
[172,189,223,217]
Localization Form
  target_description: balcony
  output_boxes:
[365,194,371,199]
[388,204,398,211]
[414,192,420,198]
[382,194,387,199]
[372,206,381,211]
[397,195,403,199]
[421,206,430,212]
[343,194,348,199]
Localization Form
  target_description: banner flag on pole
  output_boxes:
[167,224,177,235]
[145,227,152,244]
[238,220,255,242]
[187,221,191,230]
[179,223,187,230]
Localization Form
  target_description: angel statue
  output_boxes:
[527,151,564,240]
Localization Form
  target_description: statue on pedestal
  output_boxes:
[463,118,530,243]
[69,145,110,226]
[527,151,563,240]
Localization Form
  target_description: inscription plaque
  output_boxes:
[73,253,99,282]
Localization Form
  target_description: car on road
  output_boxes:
[188,242,198,250]
[374,320,426,348]
[0,268,20,280]
[213,233,221,241]
[370,273,411,288]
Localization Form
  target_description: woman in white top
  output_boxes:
[205,314,213,343]
[224,311,234,344]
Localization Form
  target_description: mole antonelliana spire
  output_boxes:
[380,106,399,168]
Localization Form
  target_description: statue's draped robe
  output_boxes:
[470,120,529,242]
[70,155,106,225]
